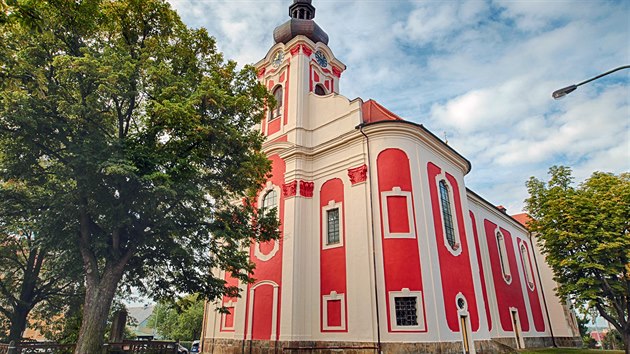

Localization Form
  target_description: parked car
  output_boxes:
[177,343,189,354]
[190,340,200,353]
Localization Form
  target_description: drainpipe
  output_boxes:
[358,123,382,354]
[528,231,557,347]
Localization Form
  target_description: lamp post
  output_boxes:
[552,65,630,99]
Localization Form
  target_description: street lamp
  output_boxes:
[552,65,630,99]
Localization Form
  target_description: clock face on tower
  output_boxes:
[272,51,284,68]
[314,50,328,68]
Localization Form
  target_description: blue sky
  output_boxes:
[168,0,629,214]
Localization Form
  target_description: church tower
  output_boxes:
[255,0,346,142]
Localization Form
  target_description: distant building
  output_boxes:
[127,305,155,339]
[201,1,581,353]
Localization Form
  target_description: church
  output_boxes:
[200,1,581,353]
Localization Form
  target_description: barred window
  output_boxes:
[394,297,418,326]
[326,208,340,245]
[439,180,456,249]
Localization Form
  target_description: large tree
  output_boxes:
[0,1,278,353]
[525,166,630,353]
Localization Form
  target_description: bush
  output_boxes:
[582,335,597,348]
[602,329,623,350]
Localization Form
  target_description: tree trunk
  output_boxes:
[8,306,29,343]
[73,268,123,354]
[624,329,630,354]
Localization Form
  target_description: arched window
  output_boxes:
[438,180,457,249]
[271,86,283,119]
[520,244,535,289]
[496,231,511,282]
[314,84,326,96]
[262,190,277,215]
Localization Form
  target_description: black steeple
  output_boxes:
[289,0,315,20]
[273,0,329,45]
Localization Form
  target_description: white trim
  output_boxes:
[455,292,468,312]
[456,295,476,354]
[495,228,512,284]
[434,174,462,256]
[510,308,525,349]
[254,185,281,261]
[322,200,344,250]
[519,242,535,291]
[388,288,425,331]
[322,291,346,331]
[246,281,279,341]
[221,301,235,331]
[381,186,416,239]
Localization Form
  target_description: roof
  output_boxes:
[273,0,328,45]
[127,305,154,325]
[361,99,403,123]
[511,213,532,229]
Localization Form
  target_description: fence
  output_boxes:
[0,340,179,354]
[105,340,179,354]
[0,342,74,354]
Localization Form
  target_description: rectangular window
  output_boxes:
[394,296,418,326]
[327,208,340,245]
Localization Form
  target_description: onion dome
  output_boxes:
[273,0,329,45]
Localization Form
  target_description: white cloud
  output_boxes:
[168,0,630,213]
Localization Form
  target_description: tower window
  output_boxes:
[314,84,327,96]
[262,189,277,215]
[271,86,283,120]
[326,208,340,245]
[439,180,457,249]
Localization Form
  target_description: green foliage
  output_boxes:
[0,180,83,342]
[525,166,630,351]
[583,335,598,349]
[603,329,624,350]
[576,313,591,337]
[147,294,203,341]
[0,0,279,351]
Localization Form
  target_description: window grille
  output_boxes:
[394,297,418,326]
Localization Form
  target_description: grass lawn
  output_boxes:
[519,348,624,354]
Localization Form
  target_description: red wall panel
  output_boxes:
[427,162,479,332]
[320,178,348,332]
[244,155,285,340]
[519,240,546,331]
[483,219,529,332]
[377,149,426,332]
[469,211,492,331]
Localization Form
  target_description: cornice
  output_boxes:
[466,188,528,233]
[358,121,472,175]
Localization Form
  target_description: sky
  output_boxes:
[167,0,629,214]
